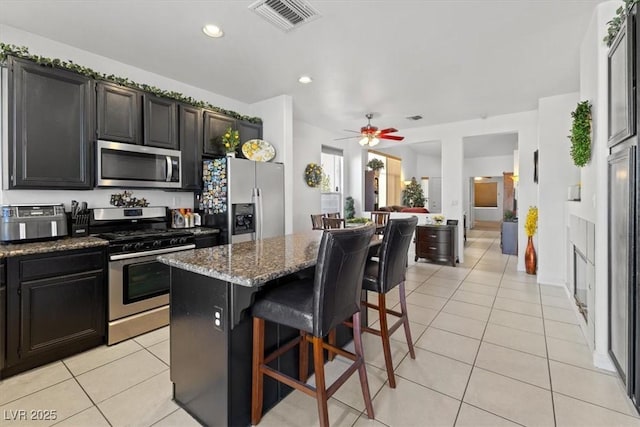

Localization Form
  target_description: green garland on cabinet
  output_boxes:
[568,101,592,167]
[0,43,262,124]
[604,0,639,46]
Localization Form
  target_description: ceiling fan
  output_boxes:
[335,113,405,147]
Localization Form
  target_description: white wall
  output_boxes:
[0,24,252,212]
[537,92,579,286]
[417,153,442,178]
[290,120,347,232]
[574,1,620,371]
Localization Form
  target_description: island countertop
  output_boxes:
[158,231,382,287]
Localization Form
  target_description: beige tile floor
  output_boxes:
[1,229,639,426]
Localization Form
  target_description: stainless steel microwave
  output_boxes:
[97,140,181,189]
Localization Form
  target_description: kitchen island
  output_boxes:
[157,231,380,427]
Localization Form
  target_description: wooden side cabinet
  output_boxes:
[3,247,107,378]
[414,224,456,266]
[9,57,94,189]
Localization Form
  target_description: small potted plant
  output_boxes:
[219,126,240,157]
[366,158,385,174]
[433,214,445,225]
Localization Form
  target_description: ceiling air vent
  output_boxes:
[249,0,320,32]
[406,115,423,121]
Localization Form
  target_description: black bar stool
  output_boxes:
[251,224,376,427]
[361,216,418,388]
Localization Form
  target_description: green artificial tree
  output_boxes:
[401,177,425,207]
[344,196,355,219]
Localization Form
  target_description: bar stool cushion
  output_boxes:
[252,278,315,334]
[362,217,418,294]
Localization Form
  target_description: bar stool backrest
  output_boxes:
[311,214,325,230]
[377,216,419,293]
[313,224,376,337]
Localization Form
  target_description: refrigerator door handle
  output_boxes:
[252,188,263,240]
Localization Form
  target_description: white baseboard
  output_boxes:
[593,351,617,372]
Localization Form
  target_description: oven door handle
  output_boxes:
[109,244,195,261]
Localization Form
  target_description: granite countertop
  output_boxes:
[158,231,383,287]
[158,232,324,287]
[0,236,109,258]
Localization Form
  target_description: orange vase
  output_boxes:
[525,236,537,275]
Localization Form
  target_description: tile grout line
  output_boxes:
[452,233,507,426]
[59,359,114,427]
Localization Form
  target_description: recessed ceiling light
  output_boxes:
[298,75,313,84]
[203,24,224,38]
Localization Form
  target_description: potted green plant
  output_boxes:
[219,126,240,157]
[366,158,384,172]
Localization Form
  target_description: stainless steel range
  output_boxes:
[91,207,195,345]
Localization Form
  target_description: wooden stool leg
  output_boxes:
[352,312,375,419]
[327,329,336,361]
[251,317,265,425]
[312,336,330,427]
[399,281,416,359]
[299,330,309,382]
[378,293,396,388]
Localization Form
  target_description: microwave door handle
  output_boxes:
[165,156,173,182]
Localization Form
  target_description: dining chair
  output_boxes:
[370,211,390,234]
[311,214,325,230]
[322,217,345,229]
[251,224,376,427]
[326,212,341,219]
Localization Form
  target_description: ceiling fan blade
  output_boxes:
[333,135,359,141]
[342,129,361,134]
[380,134,405,141]
[378,128,399,134]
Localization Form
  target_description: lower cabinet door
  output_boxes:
[8,271,105,365]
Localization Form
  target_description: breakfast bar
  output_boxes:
[157,231,381,427]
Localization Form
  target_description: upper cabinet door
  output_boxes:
[203,111,236,156]
[96,82,142,144]
[9,57,93,189]
[179,104,203,190]
[144,94,178,149]
[237,120,263,159]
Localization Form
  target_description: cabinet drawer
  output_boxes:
[424,229,450,243]
[18,250,105,282]
[419,242,450,255]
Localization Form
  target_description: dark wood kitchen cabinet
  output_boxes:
[96,82,142,144]
[144,94,178,149]
[414,224,456,266]
[8,57,94,189]
[180,104,203,190]
[2,247,107,378]
[203,110,236,156]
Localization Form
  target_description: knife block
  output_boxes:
[68,213,89,237]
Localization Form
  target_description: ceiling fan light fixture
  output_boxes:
[358,136,369,146]
[369,137,380,147]
[203,24,224,38]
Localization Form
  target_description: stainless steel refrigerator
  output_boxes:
[201,158,284,244]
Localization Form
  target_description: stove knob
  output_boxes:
[170,238,178,245]
[134,242,144,250]
[179,237,188,244]
[122,243,133,252]
[152,240,162,248]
